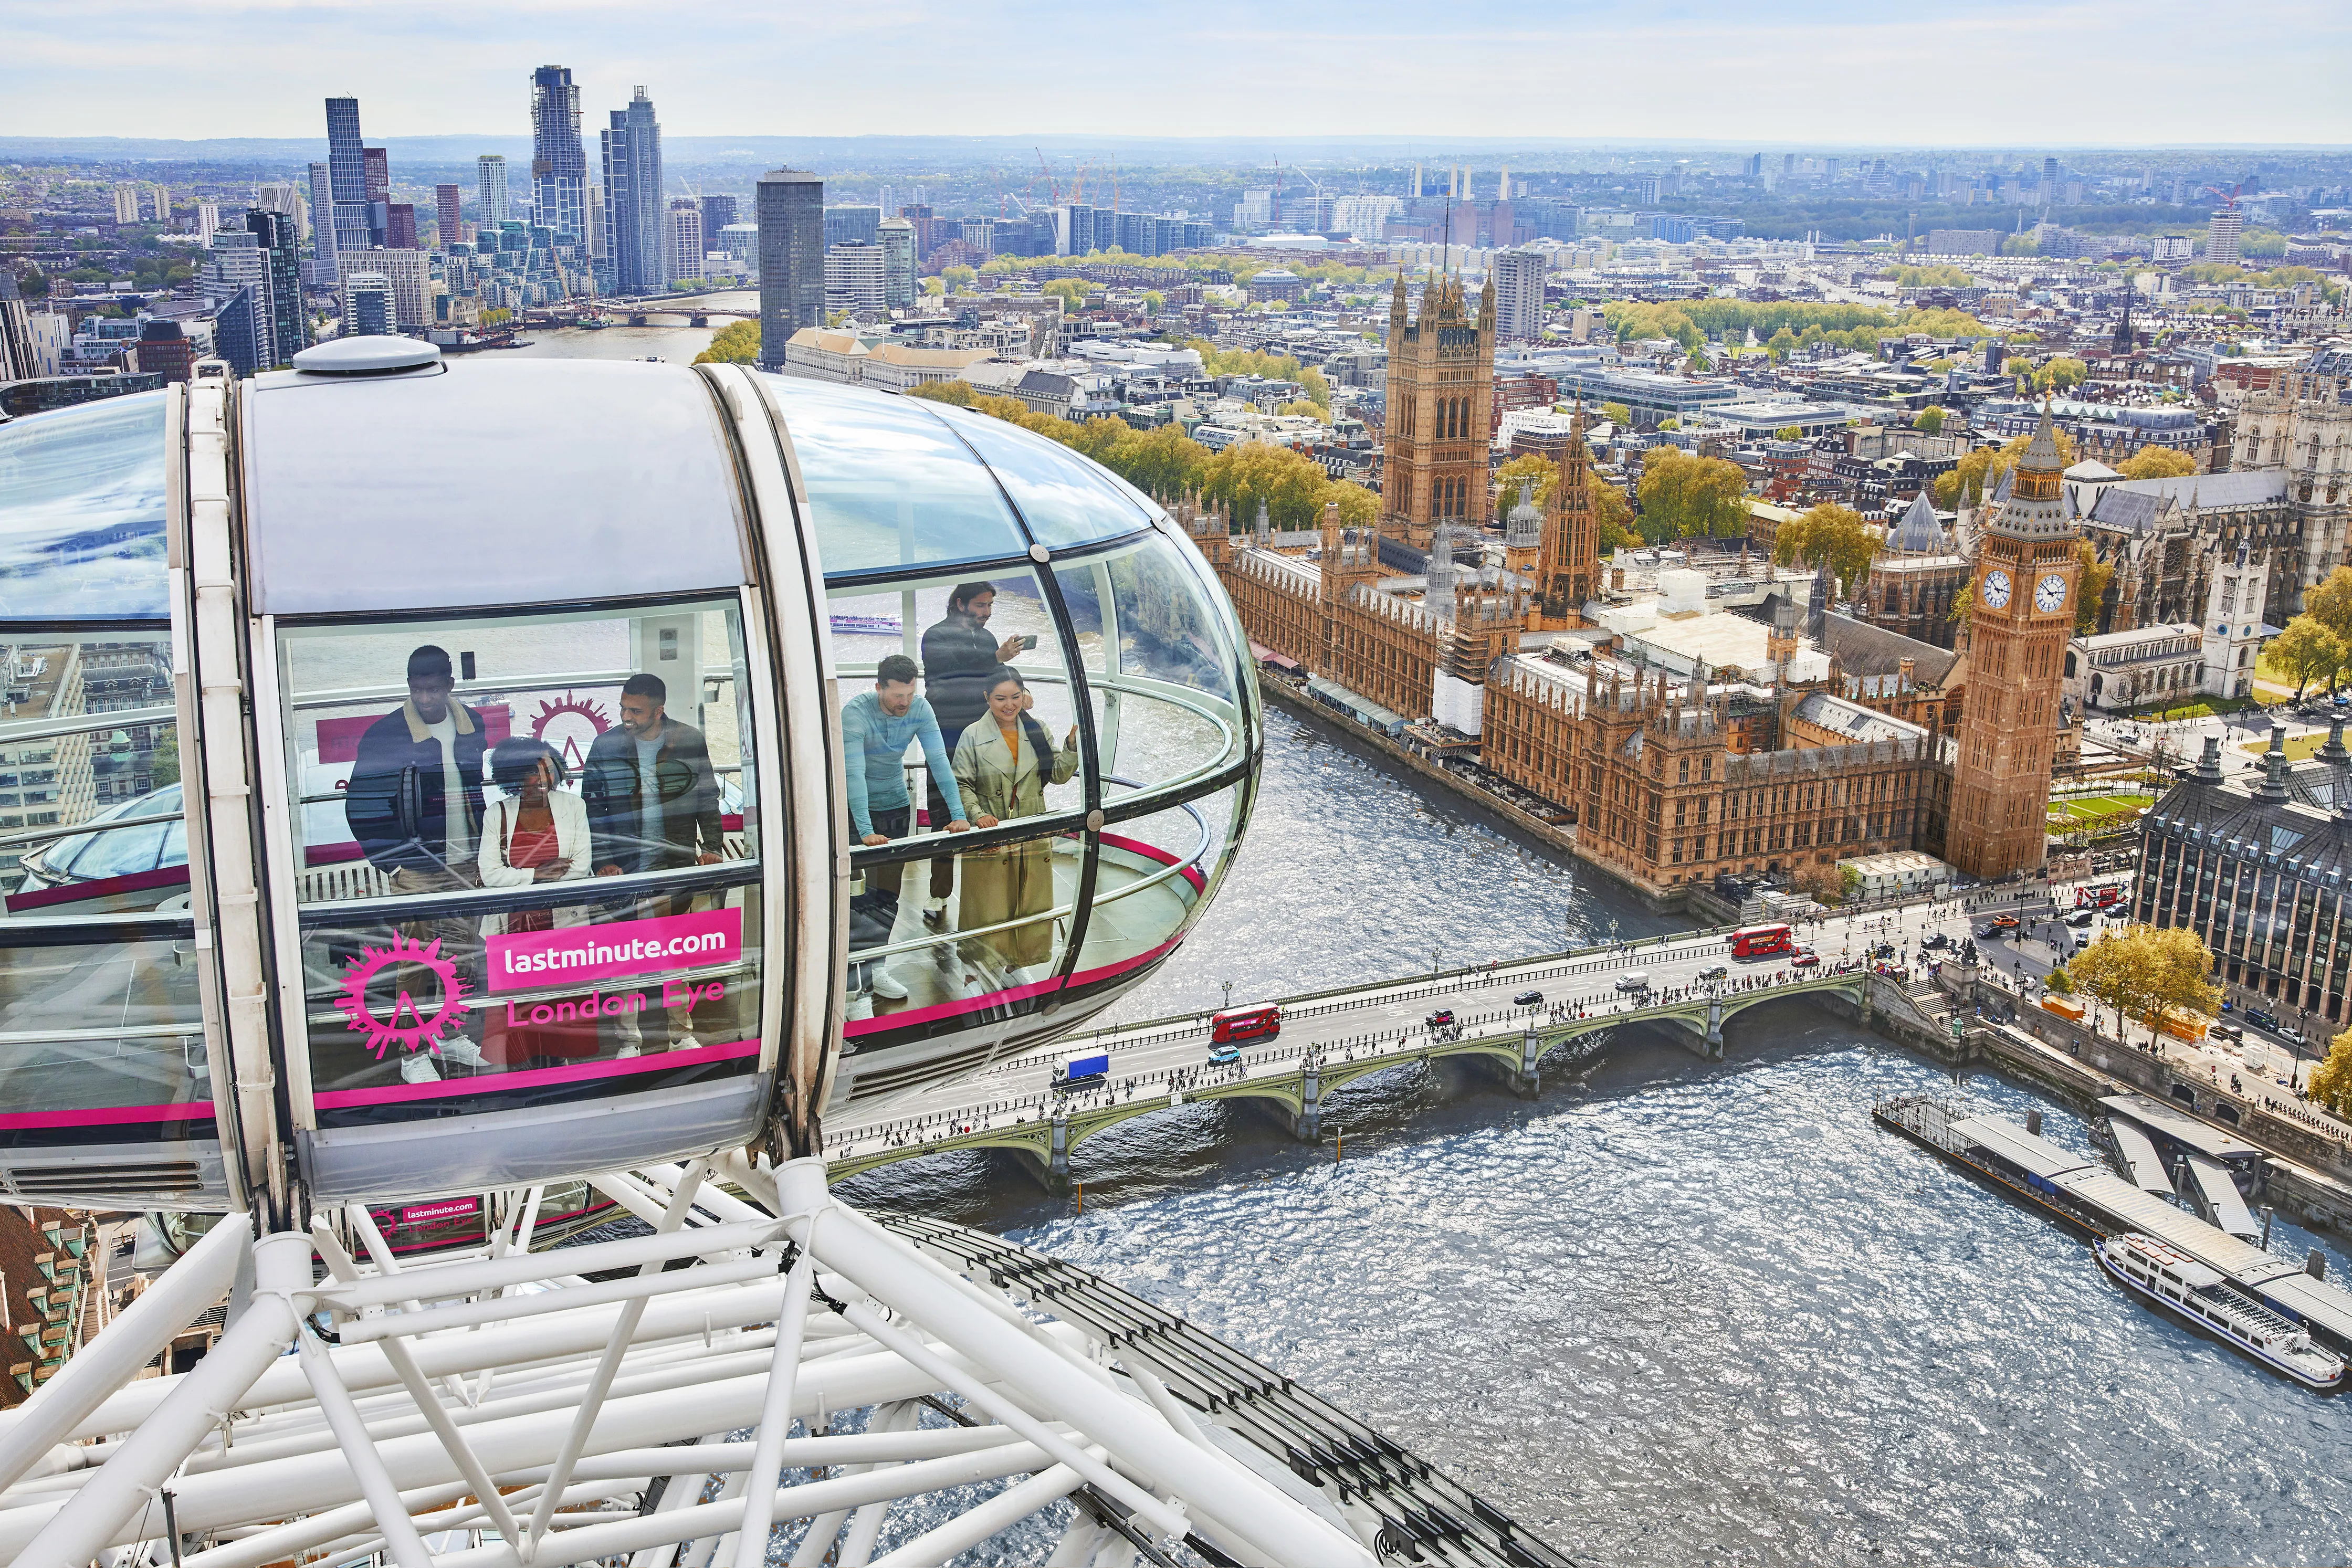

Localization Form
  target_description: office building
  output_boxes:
[664,200,704,286]
[203,231,277,376]
[878,217,916,312]
[824,205,880,249]
[600,86,667,294]
[386,203,417,250]
[362,149,392,250]
[757,168,825,369]
[325,97,369,250]
[530,65,590,245]
[435,184,465,249]
[193,200,217,245]
[1744,154,1763,177]
[112,184,141,225]
[306,162,338,278]
[876,185,895,222]
[2208,203,2243,267]
[337,248,429,331]
[825,241,884,315]
[0,270,33,383]
[1492,251,1546,343]
[344,272,395,338]
[698,195,737,245]
[478,154,510,227]
[130,319,196,385]
[245,208,309,361]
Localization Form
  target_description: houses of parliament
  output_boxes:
[1184,271,2078,904]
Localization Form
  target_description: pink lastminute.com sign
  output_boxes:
[486,907,743,993]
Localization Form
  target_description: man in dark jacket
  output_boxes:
[919,581,1025,910]
[582,672,726,878]
[344,645,491,1081]
[582,673,726,1054]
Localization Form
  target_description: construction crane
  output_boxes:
[2204,182,2242,209]
[1035,148,1060,207]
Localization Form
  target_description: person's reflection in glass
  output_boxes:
[344,644,489,1082]
[582,673,724,1053]
[950,667,1078,993]
[920,582,1025,928]
[842,655,968,1021]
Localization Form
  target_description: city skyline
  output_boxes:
[4,1,2349,146]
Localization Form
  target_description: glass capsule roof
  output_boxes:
[0,392,170,624]
[0,374,1177,626]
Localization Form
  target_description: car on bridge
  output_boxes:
[1207,1043,1242,1066]
[1513,990,1544,1007]
[1790,951,1821,968]
[1697,964,1729,982]
[1614,972,1651,993]
[1426,1008,1457,1029]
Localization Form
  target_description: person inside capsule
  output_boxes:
[582,672,724,1053]
[950,666,1079,991]
[344,644,491,1075]
[919,582,1025,927]
[840,654,967,1020]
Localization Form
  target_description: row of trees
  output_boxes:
[1179,340,1332,410]
[1600,299,1992,357]
[903,380,1374,531]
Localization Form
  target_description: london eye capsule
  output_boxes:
[0,342,1260,1214]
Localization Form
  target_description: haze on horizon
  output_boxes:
[4,0,2348,149]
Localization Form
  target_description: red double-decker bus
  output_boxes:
[1731,923,1794,959]
[1212,1005,1282,1044]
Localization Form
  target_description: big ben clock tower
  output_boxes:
[1950,405,2079,879]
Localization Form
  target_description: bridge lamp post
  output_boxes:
[1222,981,1234,1013]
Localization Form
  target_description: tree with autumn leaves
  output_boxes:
[1772,503,1883,599]
[2059,924,2221,1044]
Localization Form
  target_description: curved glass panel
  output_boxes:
[831,566,1086,1041]
[0,393,170,624]
[270,598,768,1123]
[0,927,208,1125]
[933,403,1150,549]
[1054,529,1245,794]
[762,377,1028,574]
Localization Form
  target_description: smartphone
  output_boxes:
[1020,634,1038,650]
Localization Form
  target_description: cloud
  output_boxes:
[1,0,2346,143]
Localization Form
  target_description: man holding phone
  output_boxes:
[920,581,1028,920]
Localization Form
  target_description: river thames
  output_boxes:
[509,326,2352,1566]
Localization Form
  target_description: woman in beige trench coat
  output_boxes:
[949,667,1080,987]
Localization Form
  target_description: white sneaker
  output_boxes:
[400,1053,442,1084]
[847,993,875,1020]
[667,1034,704,1053]
[439,1036,485,1068]
[870,967,909,1001]
[616,1044,641,1059]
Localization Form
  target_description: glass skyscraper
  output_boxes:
[323,97,372,257]
[756,169,825,367]
[477,154,510,228]
[599,87,666,295]
[530,66,589,247]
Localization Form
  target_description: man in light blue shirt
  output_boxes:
[841,654,968,1015]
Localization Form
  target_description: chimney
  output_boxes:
[2255,724,2292,802]
[1898,656,1916,689]
[2320,697,2351,766]
[2193,734,2225,783]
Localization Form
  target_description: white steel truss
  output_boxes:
[0,1156,1380,1568]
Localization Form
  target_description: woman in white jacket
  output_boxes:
[477,738,593,931]
[478,739,594,1067]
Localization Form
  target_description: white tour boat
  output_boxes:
[2095,1231,2347,1390]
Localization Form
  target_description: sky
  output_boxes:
[4,0,2349,149]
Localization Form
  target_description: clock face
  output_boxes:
[1981,569,2012,609]
[2036,573,2068,613]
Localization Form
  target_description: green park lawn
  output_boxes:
[2046,793,2155,828]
